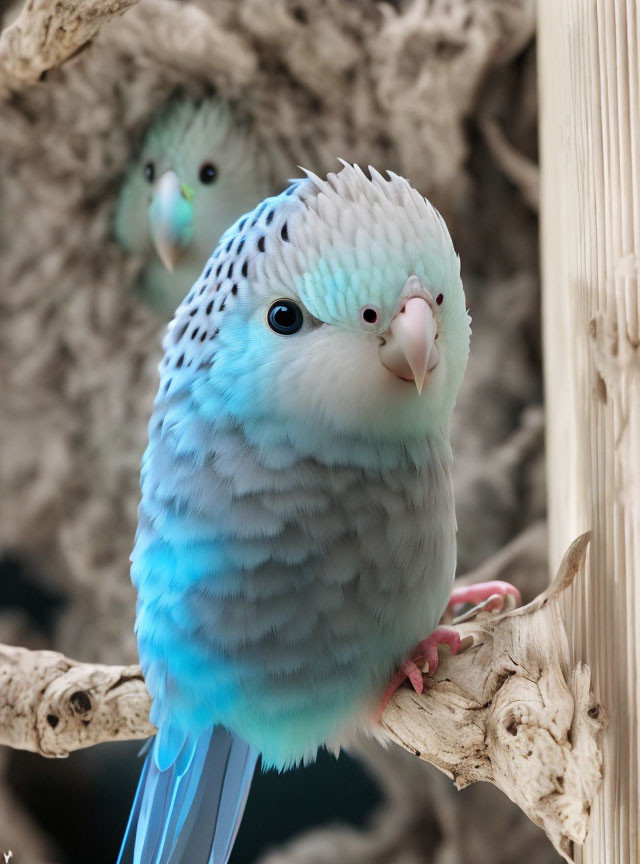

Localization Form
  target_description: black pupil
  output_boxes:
[143,162,155,183]
[362,308,377,323]
[436,293,444,305]
[199,163,217,184]
[268,300,303,335]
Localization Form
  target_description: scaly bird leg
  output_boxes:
[379,582,522,715]
[378,580,521,716]
[379,628,461,715]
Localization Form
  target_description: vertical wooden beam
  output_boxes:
[538,2,639,862]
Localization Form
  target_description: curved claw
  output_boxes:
[415,628,461,676]
[378,628,461,716]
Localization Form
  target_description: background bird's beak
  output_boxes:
[148,170,194,272]
[378,296,439,393]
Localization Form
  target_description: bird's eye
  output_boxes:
[361,307,378,324]
[199,162,217,184]
[143,161,155,183]
[267,299,304,335]
[436,293,444,306]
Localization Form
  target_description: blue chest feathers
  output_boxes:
[133,405,456,768]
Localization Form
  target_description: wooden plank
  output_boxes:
[538,2,640,861]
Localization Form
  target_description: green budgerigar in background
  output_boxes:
[115,96,273,317]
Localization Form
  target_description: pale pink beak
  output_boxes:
[379,296,439,393]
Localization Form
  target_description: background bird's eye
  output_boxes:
[199,162,217,184]
[143,161,155,183]
[267,299,304,335]
[361,307,378,324]
[436,293,444,306]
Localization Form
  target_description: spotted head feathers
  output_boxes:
[157,162,470,446]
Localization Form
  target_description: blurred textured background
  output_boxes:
[0,1,558,861]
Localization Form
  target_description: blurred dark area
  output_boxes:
[7,745,380,864]
[0,557,65,640]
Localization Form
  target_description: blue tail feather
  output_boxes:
[117,748,152,864]
[118,727,258,864]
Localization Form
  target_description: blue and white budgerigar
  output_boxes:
[119,163,480,864]
[115,96,272,318]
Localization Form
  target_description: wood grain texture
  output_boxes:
[538,2,640,862]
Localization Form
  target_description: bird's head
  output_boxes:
[159,163,470,450]
[115,96,270,311]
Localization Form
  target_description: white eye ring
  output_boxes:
[360,306,380,325]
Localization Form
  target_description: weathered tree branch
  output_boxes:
[382,533,605,862]
[0,535,603,863]
[0,646,154,757]
[0,0,139,83]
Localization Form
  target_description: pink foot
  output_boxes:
[414,628,461,677]
[448,580,521,616]
[379,628,461,715]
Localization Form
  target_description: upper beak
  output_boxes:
[148,170,195,272]
[378,296,439,394]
